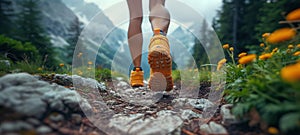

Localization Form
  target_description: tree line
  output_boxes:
[0,0,79,67]
[193,0,300,66]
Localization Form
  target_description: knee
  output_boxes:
[130,16,143,26]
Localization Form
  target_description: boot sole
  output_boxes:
[148,49,173,91]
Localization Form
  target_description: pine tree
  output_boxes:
[215,0,266,53]
[240,0,265,45]
[15,0,57,66]
[0,0,14,36]
[215,0,234,47]
[64,18,81,64]
[255,0,300,41]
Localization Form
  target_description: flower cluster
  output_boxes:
[223,8,300,135]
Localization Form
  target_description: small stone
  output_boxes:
[200,121,228,134]
[106,100,118,105]
[49,100,64,111]
[116,77,123,81]
[0,121,33,132]
[209,121,228,134]
[71,75,106,91]
[172,98,214,110]
[221,104,237,125]
[180,109,202,120]
[71,114,82,124]
[167,106,173,110]
[26,118,40,126]
[141,106,150,110]
[200,123,212,134]
[49,113,64,122]
[88,131,100,135]
[117,81,128,87]
[36,126,52,134]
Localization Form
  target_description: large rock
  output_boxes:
[0,73,92,119]
[114,81,164,106]
[54,74,106,91]
[109,110,183,135]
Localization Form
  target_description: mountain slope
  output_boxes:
[62,0,127,68]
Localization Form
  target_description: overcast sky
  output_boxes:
[85,0,222,23]
[84,0,222,33]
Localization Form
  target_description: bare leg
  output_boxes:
[149,0,170,33]
[148,0,173,91]
[127,0,143,67]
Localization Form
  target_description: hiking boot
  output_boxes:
[148,28,173,91]
[130,67,144,87]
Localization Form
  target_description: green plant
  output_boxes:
[95,68,111,81]
[223,9,300,134]
[0,35,40,61]
[172,70,181,82]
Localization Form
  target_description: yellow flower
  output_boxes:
[267,28,296,44]
[281,63,300,82]
[297,44,300,48]
[238,54,257,64]
[268,127,279,135]
[77,70,83,76]
[88,61,93,65]
[229,47,234,52]
[293,51,300,56]
[77,52,83,58]
[218,58,227,65]
[262,33,270,38]
[217,64,223,71]
[288,44,294,49]
[87,67,92,70]
[265,47,270,51]
[259,53,272,60]
[272,48,278,53]
[59,63,64,67]
[223,44,229,49]
[238,52,247,58]
[217,58,227,71]
[286,8,300,21]
[260,43,265,47]
[37,67,43,71]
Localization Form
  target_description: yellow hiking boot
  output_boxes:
[148,28,173,91]
[130,67,144,87]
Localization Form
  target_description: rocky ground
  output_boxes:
[0,73,264,135]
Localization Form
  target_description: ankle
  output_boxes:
[153,28,166,36]
[133,67,143,71]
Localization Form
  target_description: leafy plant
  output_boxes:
[0,35,40,61]
[223,8,300,134]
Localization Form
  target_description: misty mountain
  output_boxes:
[61,0,107,25]
[169,26,196,53]
[61,0,127,68]
[38,0,80,48]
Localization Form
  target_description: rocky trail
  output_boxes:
[0,73,263,135]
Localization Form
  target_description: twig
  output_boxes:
[279,20,300,24]
[182,128,196,135]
